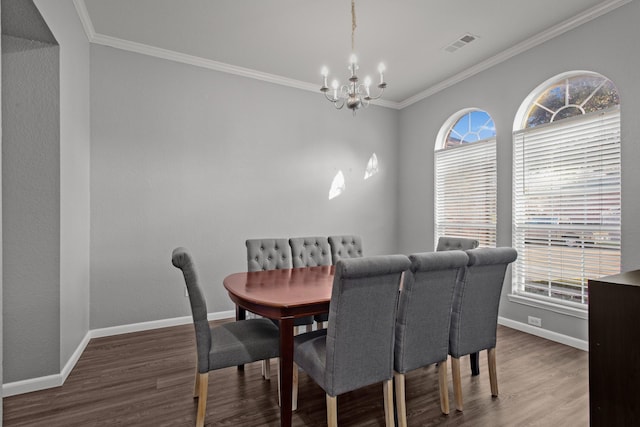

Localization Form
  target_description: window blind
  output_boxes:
[513,107,621,306]
[435,138,497,249]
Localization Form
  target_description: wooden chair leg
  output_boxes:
[394,372,407,427]
[196,372,209,427]
[326,394,338,427]
[262,359,271,380]
[488,347,498,397]
[438,359,450,415]
[292,362,299,411]
[193,358,200,397]
[317,321,325,329]
[383,379,395,427]
[451,357,463,411]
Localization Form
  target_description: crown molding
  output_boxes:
[72,0,95,40]
[398,0,632,109]
[74,0,629,111]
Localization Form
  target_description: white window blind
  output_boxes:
[435,138,497,248]
[513,107,621,306]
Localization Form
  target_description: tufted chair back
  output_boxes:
[328,235,363,264]
[246,238,292,272]
[289,236,332,268]
[436,236,479,252]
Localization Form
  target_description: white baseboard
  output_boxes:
[498,316,588,351]
[2,310,235,397]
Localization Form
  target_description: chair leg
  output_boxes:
[196,372,209,427]
[451,357,463,411]
[326,394,338,427]
[383,379,395,427]
[394,372,407,427]
[317,321,325,329]
[292,363,299,411]
[193,365,200,398]
[488,347,498,397]
[262,359,271,380]
[438,359,450,415]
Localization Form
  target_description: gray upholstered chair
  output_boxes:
[289,236,332,268]
[394,250,469,423]
[328,235,363,264]
[245,238,314,333]
[293,254,411,426]
[449,247,518,411]
[245,238,313,396]
[436,235,480,375]
[436,236,479,252]
[246,238,293,271]
[171,247,280,427]
[289,236,332,328]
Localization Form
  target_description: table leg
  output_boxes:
[470,352,480,376]
[279,317,294,427]
[236,306,246,371]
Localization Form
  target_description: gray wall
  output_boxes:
[89,45,400,328]
[1,0,90,385]
[398,0,640,342]
[2,35,60,381]
[34,0,91,373]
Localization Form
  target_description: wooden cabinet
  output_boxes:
[589,270,640,426]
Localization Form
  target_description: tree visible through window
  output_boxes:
[435,110,496,248]
[513,72,621,307]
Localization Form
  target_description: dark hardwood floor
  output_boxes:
[3,322,589,426]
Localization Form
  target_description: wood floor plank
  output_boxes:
[3,322,588,426]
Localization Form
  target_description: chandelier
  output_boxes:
[320,0,387,114]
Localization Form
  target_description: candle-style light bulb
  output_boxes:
[378,63,386,84]
[364,76,371,97]
[321,66,329,88]
[331,79,339,99]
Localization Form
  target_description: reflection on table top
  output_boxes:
[223,265,335,308]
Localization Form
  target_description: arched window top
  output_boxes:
[516,71,619,130]
[437,109,495,150]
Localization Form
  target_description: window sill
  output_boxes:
[507,293,588,320]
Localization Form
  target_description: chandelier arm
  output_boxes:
[364,86,385,101]
[324,91,339,102]
[333,99,345,109]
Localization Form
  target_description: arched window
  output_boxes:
[512,72,621,307]
[435,109,497,248]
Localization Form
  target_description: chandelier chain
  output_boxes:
[351,0,356,52]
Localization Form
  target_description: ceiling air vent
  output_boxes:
[443,33,477,53]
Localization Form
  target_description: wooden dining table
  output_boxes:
[223,265,335,427]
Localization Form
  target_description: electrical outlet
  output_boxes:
[528,316,542,327]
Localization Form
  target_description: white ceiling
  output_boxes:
[77,0,628,108]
